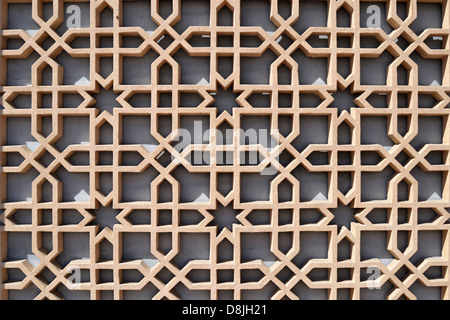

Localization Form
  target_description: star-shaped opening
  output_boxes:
[330,204,358,231]
[209,86,242,116]
[91,205,121,231]
[91,87,122,114]
[208,203,240,234]
[329,87,359,115]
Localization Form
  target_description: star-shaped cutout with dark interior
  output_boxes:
[91,205,121,231]
[330,203,358,231]
[90,86,123,115]
[208,86,243,116]
[207,203,241,234]
[329,87,361,115]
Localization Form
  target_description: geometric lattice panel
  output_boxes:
[0,0,449,300]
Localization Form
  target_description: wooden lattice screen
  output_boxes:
[0,0,449,300]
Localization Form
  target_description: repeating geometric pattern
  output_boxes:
[0,0,449,300]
